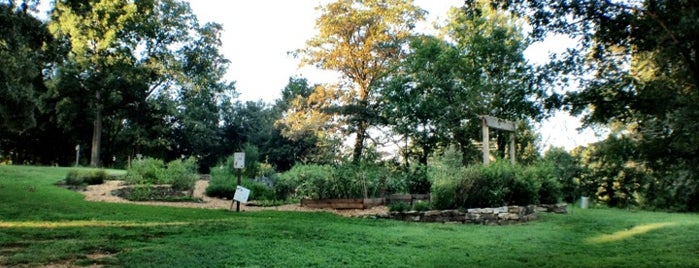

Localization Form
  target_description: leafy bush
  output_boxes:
[206,165,275,201]
[430,159,563,209]
[468,161,517,208]
[412,200,430,212]
[528,162,563,204]
[114,185,200,202]
[510,165,541,206]
[164,157,198,191]
[64,170,106,186]
[125,157,198,192]
[276,163,396,200]
[126,158,165,185]
[406,164,431,194]
[389,201,410,213]
[544,147,581,203]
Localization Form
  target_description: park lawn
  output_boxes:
[0,165,698,267]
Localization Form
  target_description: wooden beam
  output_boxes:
[482,117,490,165]
[482,115,516,132]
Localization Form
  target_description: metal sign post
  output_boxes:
[232,152,245,212]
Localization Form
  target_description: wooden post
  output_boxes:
[481,115,516,165]
[509,132,516,165]
[482,117,490,165]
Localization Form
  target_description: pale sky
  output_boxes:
[186,0,603,151]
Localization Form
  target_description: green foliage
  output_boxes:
[164,157,198,192]
[206,164,275,201]
[242,143,260,178]
[3,166,699,267]
[525,162,562,204]
[405,164,431,194]
[278,162,396,200]
[125,157,198,191]
[114,185,200,202]
[125,158,165,185]
[544,147,582,202]
[412,200,430,212]
[388,201,411,213]
[299,0,426,162]
[430,157,562,209]
[575,137,649,208]
[64,170,107,186]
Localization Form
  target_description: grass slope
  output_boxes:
[0,165,698,267]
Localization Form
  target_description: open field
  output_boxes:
[0,165,698,267]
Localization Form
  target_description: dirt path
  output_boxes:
[81,180,387,217]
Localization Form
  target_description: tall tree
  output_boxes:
[297,0,425,163]
[48,0,147,166]
[380,35,462,165]
[443,2,545,163]
[495,0,699,210]
[48,0,234,167]
[0,2,54,134]
[381,1,544,166]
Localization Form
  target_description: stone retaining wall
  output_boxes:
[372,204,567,225]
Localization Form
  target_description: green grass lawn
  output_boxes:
[1,165,698,267]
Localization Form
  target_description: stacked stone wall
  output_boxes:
[373,204,567,225]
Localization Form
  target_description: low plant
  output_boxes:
[206,167,275,201]
[164,157,198,192]
[64,170,106,186]
[412,200,430,212]
[389,201,411,213]
[125,158,165,185]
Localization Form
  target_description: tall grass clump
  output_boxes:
[430,147,562,209]
[276,162,397,200]
[206,155,275,201]
[64,169,107,186]
[125,158,165,185]
[125,157,198,192]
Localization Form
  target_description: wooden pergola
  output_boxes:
[481,115,516,165]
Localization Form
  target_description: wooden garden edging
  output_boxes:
[301,198,385,209]
[300,194,430,209]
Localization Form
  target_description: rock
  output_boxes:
[508,206,523,214]
[424,210,442,217]
[494,206,508,214]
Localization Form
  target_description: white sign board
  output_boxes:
[233,186,251,203]
[233,152,245,169]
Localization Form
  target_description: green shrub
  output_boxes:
[430,159,562,209]
[126,158,165,185]
[65,170,82,185]
[206,166,275,201]
[165,157,198,191]
[510,166,541,205]
[65,170,106,186]
[276,163,394,200]
[430,167,460,210]
[205,183,236,199]
[528,162,563,204]
[389,201,410,212]
[242,180,275,201]
[406,164,431,194]
[468,161,516,208]
[412,200,430,212]
[126,185,153,201]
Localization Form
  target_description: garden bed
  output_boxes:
[300,198,385,209]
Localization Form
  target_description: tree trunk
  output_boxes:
[352,119,367,164]
[90,90,102,167]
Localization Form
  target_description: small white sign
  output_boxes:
[233,186,251,203]
[233,152,245,169]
